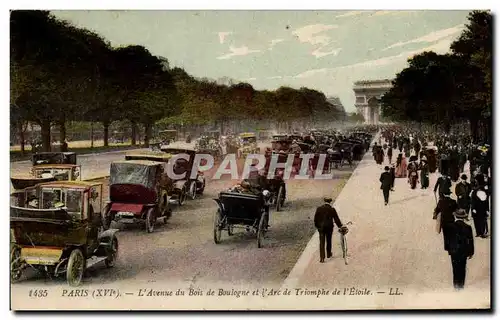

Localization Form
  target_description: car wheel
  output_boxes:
[257,212,268,248]
[10,246,22,282]
[213,210,222,244]
[105,236,118,268]
[145,208,156,233]
[66,249,85,287]
[189,181,197,200]
[178,188,186,206]
[276,186,284,212]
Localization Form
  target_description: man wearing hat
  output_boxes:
[419,156,430,189]
[446,209,474,290]
[433,189,458,252]
[455,174,471,215]
[379,166,393,205]
[314,197,345,263]
[471,174,489,238]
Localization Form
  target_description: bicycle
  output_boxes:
[339,221,353,265]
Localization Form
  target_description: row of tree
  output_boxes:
[11,10,344,153]
[381,10,492,143]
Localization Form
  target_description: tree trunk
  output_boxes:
[40,120,51,152]
[18,121,25,156]
[219,120,224,135]
[131,121,137,146]
[102,120,110,147]
[470,118,479,144]
[59,119,67,151]
[143,122,152,147]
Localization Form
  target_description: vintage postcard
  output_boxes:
[9,9,491,311]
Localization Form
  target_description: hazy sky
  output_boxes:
[52,10,470,112]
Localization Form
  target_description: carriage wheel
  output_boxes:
[189,181,197,200]
[197,178,205,195]
[145,208,156,233]
[213,210,222,244]
[10,246,22,282]
[227,224,234,236]
[66,249,85,287]
[276,186,284,212]
[105,236,118,268]
[257,212,269,248]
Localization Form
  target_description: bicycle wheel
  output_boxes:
[340,234,348,265]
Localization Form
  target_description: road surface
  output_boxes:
[10,142,355,291]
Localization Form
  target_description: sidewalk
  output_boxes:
[282,140,490,309]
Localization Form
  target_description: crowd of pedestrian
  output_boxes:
[377,125,490,290]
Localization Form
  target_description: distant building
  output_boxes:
[353,79,392,125]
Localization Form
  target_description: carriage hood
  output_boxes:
[110,162,157,189]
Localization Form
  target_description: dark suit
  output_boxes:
[379,171,392,204]
[447,220,474,289]
[434,176,452,199]
[434,197,458,251]
[455,181,471,213]
[314,204,342,261]
[471,187,489,236]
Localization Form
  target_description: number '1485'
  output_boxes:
[29,289,48,297]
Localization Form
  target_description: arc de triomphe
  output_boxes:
[353,79,392,125]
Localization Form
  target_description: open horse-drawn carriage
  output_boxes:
[213,192,270,248]
[10,181,118,287]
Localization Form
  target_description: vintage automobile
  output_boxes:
[257,130,273,142]
[32,152,77,166]
[10,181,118,287]
[11,176,57,206]
[195,135,221,159]
[206,130,221,140]
[104,160,173,232]
[213,191,270,248]
[271,138,291,153]
[27,152,81,182]
[31,164,81,181]
[238,132,260,158]
[159,147,206,199]
[151,130,178,150]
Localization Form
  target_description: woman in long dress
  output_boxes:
[395,153,408,178]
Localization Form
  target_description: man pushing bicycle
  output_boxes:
[314,197,349,263]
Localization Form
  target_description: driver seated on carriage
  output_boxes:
[290,140,301,153]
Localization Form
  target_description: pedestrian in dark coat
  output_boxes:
[434,174,452,200]
[314,197,343,263]
[433,190,458,251]
[470,175,489,238]
[380,166,393,205]
[447,209,474,290]
[419,156,430,189]
[455,174,471,214]
[390,164,396,191]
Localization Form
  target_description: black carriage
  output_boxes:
[334,142,354,167]
[213,192,270,248]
